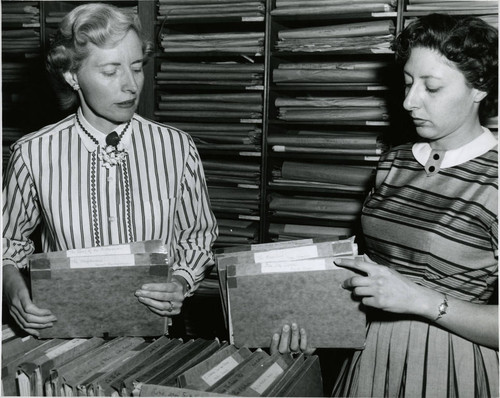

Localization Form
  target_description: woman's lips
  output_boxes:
[117,99,136,108]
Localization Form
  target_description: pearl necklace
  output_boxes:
[76,114,131,168]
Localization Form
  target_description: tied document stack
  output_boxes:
[216,236,367,349]
[29,240,173,339]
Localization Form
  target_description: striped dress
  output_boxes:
[3,110,218,294]
[333,131,498,397]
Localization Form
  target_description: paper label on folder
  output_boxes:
[45,338,87,359]
[254,245,318,263]
[67,245,132,257]
[261,258,333,273]
[250,362,284,395]
[69,254,137,268]
[201,356,239,386]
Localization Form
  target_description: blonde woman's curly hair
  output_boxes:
[46,3,153,110]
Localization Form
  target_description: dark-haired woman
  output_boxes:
[272,14,498,397]
[3,3,218,336]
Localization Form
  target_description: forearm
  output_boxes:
[411,283,498,349]
[3,264,29,303]
[173,138,218,295]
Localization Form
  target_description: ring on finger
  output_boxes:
[167,301,174,312]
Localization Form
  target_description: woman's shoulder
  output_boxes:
[12,114,75,148]
[132,114,191,142]
[378,142,415,166]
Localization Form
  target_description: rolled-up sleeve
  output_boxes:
[3,144,41,270]
[172,137,218,295]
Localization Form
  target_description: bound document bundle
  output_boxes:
[216,237,367,349]
[29,240,173,339]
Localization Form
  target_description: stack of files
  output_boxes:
[2,29,40,57]
[2,61,37,82]
[274,19,395,53]
[107,338,223,396]
[271,161,375,193]
[16,337,107,396]
[136,348,323,396]
[156,92,263,123]
[216,237,367,349]
[201,159,261,188]
[195,271,222,296]
[486,115,498,130]
[3,333,324,397]
[406,0,498,12]
[159,31,265,55]
[1,2,40,29]
[271,0,396,16]
[2,338,68,396]
[157,0,265,21]
[157,61,264,88]
[275,95,390,125]
[479,14,499,28]
[269,129,385,157]
[404,14,498,29]
[273,60,391,89]
[2,1,40,60]
[215,219,260,247]
[208,186,260,219]
[46,336,147,396]
[169,122,262,153]
[268,193,364,222]
[45,6,138,24]
[269,223,353,241]
[29,240,173,338]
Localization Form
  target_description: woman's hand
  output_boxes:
[3,265,57,337]
[335,255,427,316]
[134,275,188,316]
[270,323,316,355]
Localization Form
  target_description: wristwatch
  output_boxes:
[435,293,449,320]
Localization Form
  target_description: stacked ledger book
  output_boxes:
[28,240,173,339]
[2,329,323,397]
[216,237,367,350]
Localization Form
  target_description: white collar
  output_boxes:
[75,108,132,152]
[412,128,497,170]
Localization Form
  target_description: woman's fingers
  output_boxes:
[278,324,291,353]
[299,327,317,355]
[289,323,300,352]
[270,333,280,355]
[270,324,316,355]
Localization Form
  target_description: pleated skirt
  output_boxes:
[332,318,499,397]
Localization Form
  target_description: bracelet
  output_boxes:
[435,293,449,321]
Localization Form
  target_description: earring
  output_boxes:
[72,84,80,91]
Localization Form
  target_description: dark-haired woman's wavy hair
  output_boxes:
[46,3,153,111]
[392,13,498,120]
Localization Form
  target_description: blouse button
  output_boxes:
[433,153,440,160]
[108,216,116,222]
[429,166,435,172]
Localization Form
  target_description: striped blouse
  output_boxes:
[362,130,498,303]
[3,109,218,295]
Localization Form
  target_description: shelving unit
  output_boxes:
[263,0,401,243]
[2,0,498,246]
[152,0,268,248]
